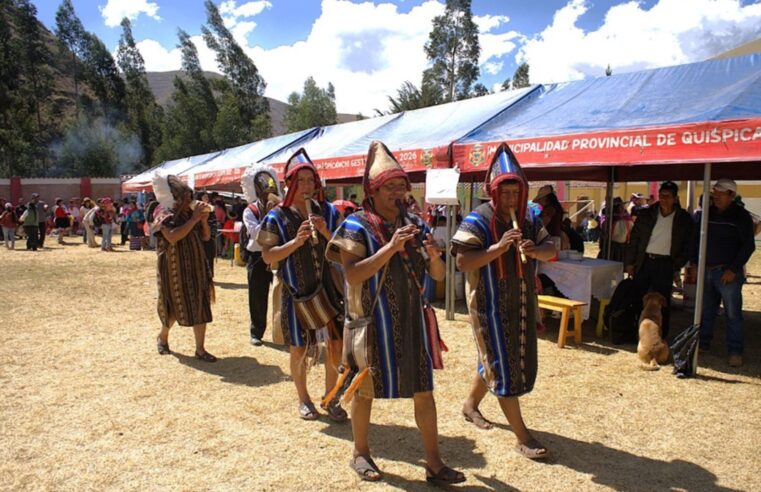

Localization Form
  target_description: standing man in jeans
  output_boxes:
[624,181,693,338]
[689,179,755,367]
[241,164,281,346]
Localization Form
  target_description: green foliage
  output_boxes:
[424,0,480,102]
[117,17,161,169]
[54,0,85,117]
[156,29,219,162]
[384,70,443,114]
[284,76,337,132]
[512,62,530,89]
[202,0,270,139]
[501,77,511,91]
[213,81,249,149]
[472,83,489,96]
[80,32,125,118]
[7,0,55,175]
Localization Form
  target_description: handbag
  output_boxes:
[290,285,339,331]
[341,264,388,371]
[281,205,339,330]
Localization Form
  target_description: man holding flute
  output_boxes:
[451,143,556,459]
[257,149,346,422]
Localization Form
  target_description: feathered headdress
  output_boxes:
[241,163,281,203]
[151,171,190,211]
[151,170,175,211]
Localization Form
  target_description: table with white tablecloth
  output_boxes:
[537,258,624,320]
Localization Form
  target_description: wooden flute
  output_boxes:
[304,193,319,245]
[509,207,527,264]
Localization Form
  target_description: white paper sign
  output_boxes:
[425,168,460,205]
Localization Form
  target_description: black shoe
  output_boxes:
[250,336,263,346]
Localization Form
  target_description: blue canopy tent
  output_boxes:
[186,128,320,190]
[452,53,761,372]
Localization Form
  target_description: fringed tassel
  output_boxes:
[321,366,353,408]
[340,367,370,406]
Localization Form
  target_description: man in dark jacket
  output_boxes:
[624,181,693,338]
[688,179,755,367]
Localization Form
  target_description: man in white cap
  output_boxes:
[689,178,755,367]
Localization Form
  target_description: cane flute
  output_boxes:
[396,200,429,261]
[509,207,527,264]
[304,193,319,245]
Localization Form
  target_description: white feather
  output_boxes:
[241,163,281,203]
[151,170,175,211]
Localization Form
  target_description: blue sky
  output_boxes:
[32,0,761,114]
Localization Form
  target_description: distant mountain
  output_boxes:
[144,71,359,135]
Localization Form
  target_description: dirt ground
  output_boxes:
[1,238,759,491]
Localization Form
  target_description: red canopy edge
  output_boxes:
[263,145,452,182]
[453,118,761,178]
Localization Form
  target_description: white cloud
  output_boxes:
[474,14,509,33]
[518,0,761,84]
[483,61,504,75]
[132,0,521,113]
[100,0,161,28]
[218,0,272,46]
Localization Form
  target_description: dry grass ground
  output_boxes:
[1,238,759,491]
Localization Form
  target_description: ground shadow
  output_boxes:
[538,318,621,356]
[320,421,486,470]
[214,281,248,290]
[535,430,742,492]
[173,353,287,387]
[376,470,518,491]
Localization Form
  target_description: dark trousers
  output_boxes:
[247,252,272,339]
[24,225,39,250]
[120,221,128,245]
[38,222,46,247]
[633,255,674,338]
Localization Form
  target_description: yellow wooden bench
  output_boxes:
[537,295,587,348]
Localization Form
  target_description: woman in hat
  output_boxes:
[326,141,464,485]
[152,175,216,361]
[258,149,346,421]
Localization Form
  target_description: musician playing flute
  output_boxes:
[327,141,464,485]
[451,143,556,460]
[257,149,346,422]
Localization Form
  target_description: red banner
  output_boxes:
[454,119,761,173]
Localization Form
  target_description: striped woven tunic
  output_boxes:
[451,203,545,398]
[257,201,341,347]
[154,209,213,327]
[327,210,434,399]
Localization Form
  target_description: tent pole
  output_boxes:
[691,163,711,374]
[605,168,615,260]
[445,205,453,320]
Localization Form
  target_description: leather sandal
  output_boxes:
[194,350,217,362]
[515,438,549,460]
[425,465,466,485]
[462,407,493,430]
[298,401,319,421]
[321,397,348,422]
[350,454,382,482]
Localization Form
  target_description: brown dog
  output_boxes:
[637,292,670,370]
